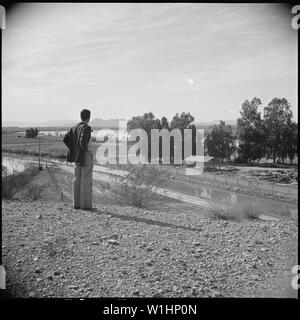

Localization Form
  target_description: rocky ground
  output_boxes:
[2,198,298,298]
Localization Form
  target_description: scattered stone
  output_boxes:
[210,290,223,298]
[2,199,297,298]
[252,275,260,281]
[68,285,79,290]
[191,287,198,296]
[108,239,119,245]
[145,260,154,267]
[152,290,163,298]
[192,241,201,246]
[132,290,140,296]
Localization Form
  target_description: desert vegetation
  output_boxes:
[2,165,42,200]
[104,163,169,208]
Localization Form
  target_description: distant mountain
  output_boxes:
[2,120,76,128]
[3,118,236,128]
[2,118,127,128]
[89,118,127,128]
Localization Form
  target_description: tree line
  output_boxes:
[25,128,39,138]
[127,97,298,164]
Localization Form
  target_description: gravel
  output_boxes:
[2,199,297,298]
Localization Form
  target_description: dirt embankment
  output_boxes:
[2,198,297,298]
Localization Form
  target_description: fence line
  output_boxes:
[177,167,297,196]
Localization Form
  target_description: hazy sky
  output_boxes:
[2,3,298,123]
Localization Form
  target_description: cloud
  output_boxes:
[2,3,297,122]
[186,78,194,85]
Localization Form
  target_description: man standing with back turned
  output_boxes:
[63,109,93,210]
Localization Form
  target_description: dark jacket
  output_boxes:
[63,122,92,167]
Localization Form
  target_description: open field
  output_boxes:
[2,130,298,207]
[2,132,102,159]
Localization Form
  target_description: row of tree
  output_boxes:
[126,97,298,164]
[127,112,197,162]
[207,97,297,164]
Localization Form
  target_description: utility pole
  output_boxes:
[38,133,42,170]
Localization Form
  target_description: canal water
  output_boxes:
[2,154,298,219]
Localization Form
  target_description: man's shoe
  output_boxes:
[81,207,97,212]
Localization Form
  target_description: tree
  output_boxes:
[206,121,235,162]
[236,98,266,163]
[25,128,38,138]
[170,112,194,130]
[127,112,157,134]
[280,121,298,164]
[169,112,196,162]
[161,116,169,129]
[127,112,161,162]
[263,98,293,163]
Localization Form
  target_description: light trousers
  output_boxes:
[73,150,93,209]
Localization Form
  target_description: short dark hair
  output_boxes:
[80,109,91,121]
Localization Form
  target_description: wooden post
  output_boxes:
[38,135,41,169]
[60,191,63,201]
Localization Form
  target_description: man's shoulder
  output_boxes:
[81,123,92,132]
[70,122,91,133]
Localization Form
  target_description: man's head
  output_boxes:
[80,109,91,123]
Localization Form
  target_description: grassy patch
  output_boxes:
[209,202,261,222]
[2,166,40,199]
[209,205,241,221]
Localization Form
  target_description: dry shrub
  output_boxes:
[106,163,169,208]
[209,202,261,222]
[2,166,39,199]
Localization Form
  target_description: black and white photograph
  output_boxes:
[1,2,298,305]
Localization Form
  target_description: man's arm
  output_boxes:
[63,129,71,149]
[79,125,91,152]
